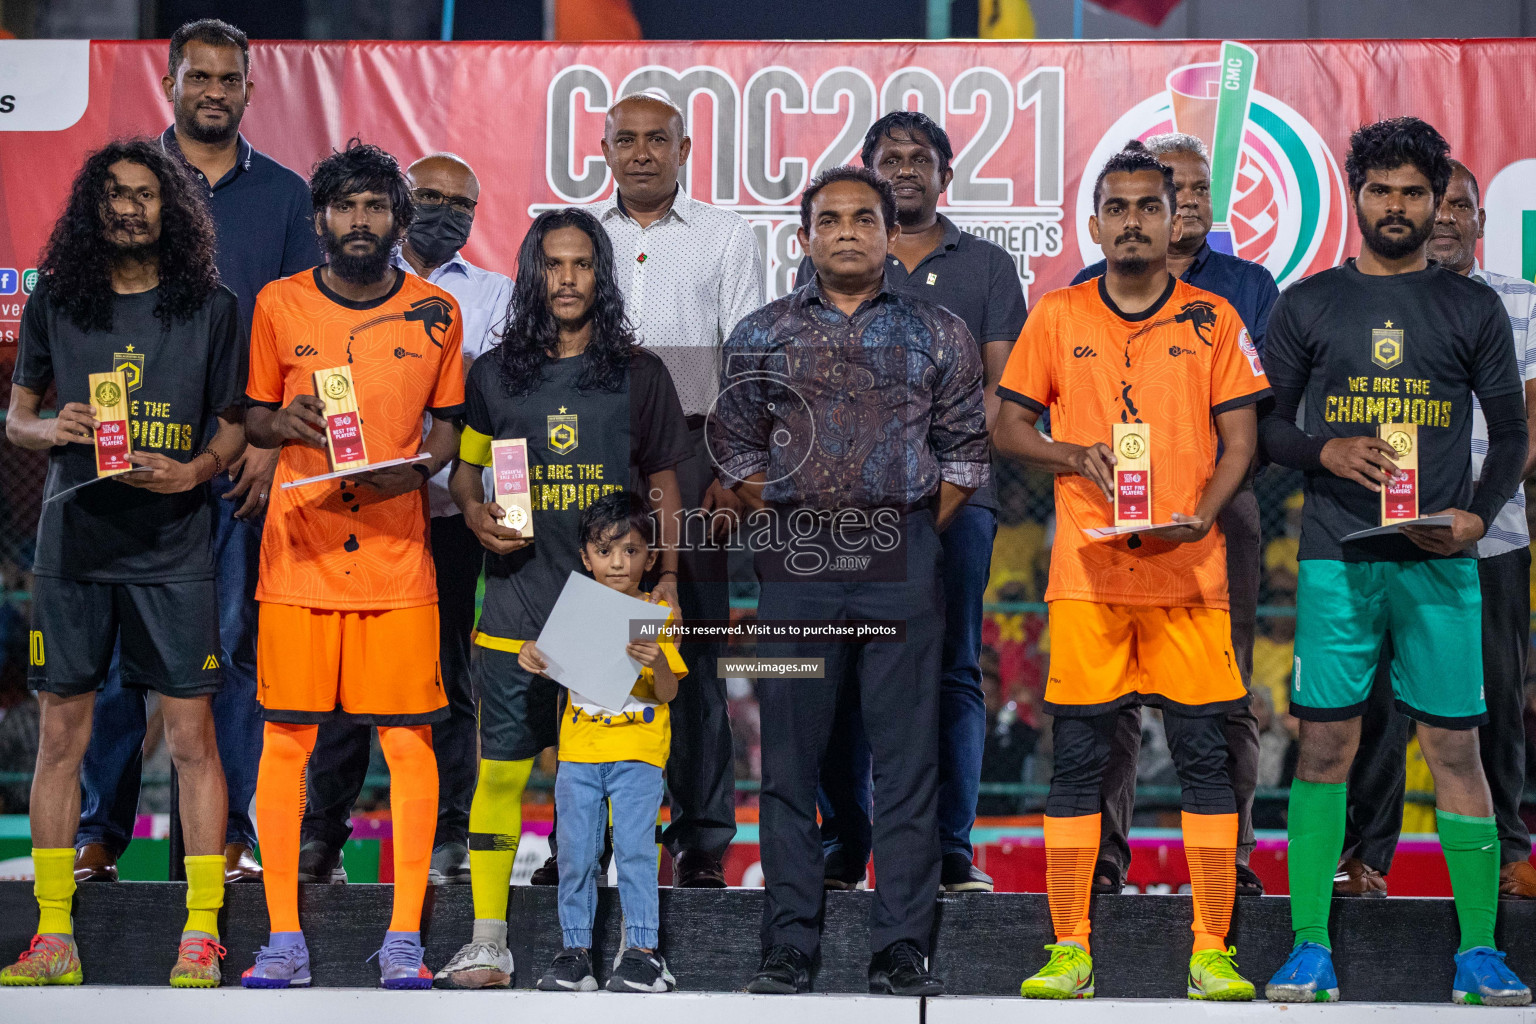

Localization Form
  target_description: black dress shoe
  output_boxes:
[674,849,727,888]
[530,854,559,886]
[823,848,867,890]
[745,944,812,994]
[296,840,346,884]
[868,940,945,996]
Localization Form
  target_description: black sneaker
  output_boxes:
[745,944,812,994]
[606,948,677,993]
[536,947,597,991]
[823,848,867,890]
[868,940,944,996]
[940,852,994,892]
[1235,862,1265,897]
[296,840,346,884]
[530,855,559,886]
[428,842,471,885]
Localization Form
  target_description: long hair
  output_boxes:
[495,207,637,398]
[38,139,219,333]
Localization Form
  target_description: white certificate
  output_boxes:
[535,571,673,713]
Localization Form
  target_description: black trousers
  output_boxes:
[301,513,481,849]
[1345,547,1532,871]
[756,510,943,957]
[661,422,737,859]
[1096,487,1261,880]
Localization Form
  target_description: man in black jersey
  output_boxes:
[1259,116,1529,1006]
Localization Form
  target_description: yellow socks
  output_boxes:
[183,854,227,938]
[33,848,75,935]
[469,757,533,924]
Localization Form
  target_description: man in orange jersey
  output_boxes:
[239,141,464,989]
[994,141,1270,1000]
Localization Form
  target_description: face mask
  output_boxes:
[406,202,473,265]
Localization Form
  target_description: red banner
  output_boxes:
[2,37,1535,351]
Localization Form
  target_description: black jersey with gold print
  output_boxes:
[459,347,690,642]
[1262,259,1519,562]
[13,279,245,582]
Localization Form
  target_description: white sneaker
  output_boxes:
[433,940,513,989]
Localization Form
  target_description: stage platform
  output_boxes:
[3,882,1535,1001]
[6,991,1536,1024]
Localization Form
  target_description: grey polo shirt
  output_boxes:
[797,214,1028,510]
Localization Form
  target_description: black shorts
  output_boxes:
[28,576,222,699]
[474,644,560,761]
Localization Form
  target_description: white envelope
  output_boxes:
[1341,514,1456,542]
[535,571,673,713]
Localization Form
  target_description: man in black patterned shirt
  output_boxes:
[711,165,987,997]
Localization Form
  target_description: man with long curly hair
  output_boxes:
[434,207,689,992]
[2,139,247,988]
[239,140,464,989]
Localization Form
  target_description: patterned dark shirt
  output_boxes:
[710,274,988,510]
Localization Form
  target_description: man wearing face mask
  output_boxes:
[295,153,511,889]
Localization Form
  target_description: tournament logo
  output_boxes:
[1077,41,1348,289]
[1117,431,1146,460]
[548,406,578,455]
[1385,428,1414,458]
[93,379,122,407]
[1372,324,1403,370]
[1483,158,1536,284]
[113,344,144,392]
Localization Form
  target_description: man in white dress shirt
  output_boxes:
[297,153,512,887]
[589,93,764,887]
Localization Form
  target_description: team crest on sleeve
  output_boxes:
[548,406,578,455]
[1371,322,1403,370]
[1238,328,1264,376]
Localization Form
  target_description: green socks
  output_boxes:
[1286,780,1347,949]
[1437,810,1499,953]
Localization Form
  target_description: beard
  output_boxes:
[175,101,242,146]
[1357,208,1434,261]
[1110,255,1151,275]
[321,229,394,285]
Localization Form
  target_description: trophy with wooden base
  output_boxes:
[89,370,133,476]
[1113,422,1152,527]
[491,437,534,538]
[280,364,429,490]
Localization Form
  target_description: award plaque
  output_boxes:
[491,437,534,537]
[312,365,369,473]
[1113,423,1152,528]
[89,370,133,477]
[1380,423,1419,523]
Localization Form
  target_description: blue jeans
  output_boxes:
[818,503,995,864]
[76,475,264,852]
[555,759,664,950]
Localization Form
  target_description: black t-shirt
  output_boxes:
[464,347,692,641]
[1262,260,1520,561]
[13,280,246,582]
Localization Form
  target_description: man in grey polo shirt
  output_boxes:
[796,111,1027,892]
[584,92,764,888]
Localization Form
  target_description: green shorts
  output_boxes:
[1292,558,1485,728]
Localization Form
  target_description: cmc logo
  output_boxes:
[1076,41,1347,289]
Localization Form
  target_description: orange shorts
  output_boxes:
[256,603,446,725]
[1045,600,1247,715]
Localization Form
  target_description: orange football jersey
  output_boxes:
[247,268,465,611]
[998,277,1270,609]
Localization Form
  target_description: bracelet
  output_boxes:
[657,570,678,579]
[194,446,223,477]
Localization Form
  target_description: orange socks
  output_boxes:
[1043,813,1101,953]
[1183,810,1238,952]
[379,725,438,933]
[253,721,318,934]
